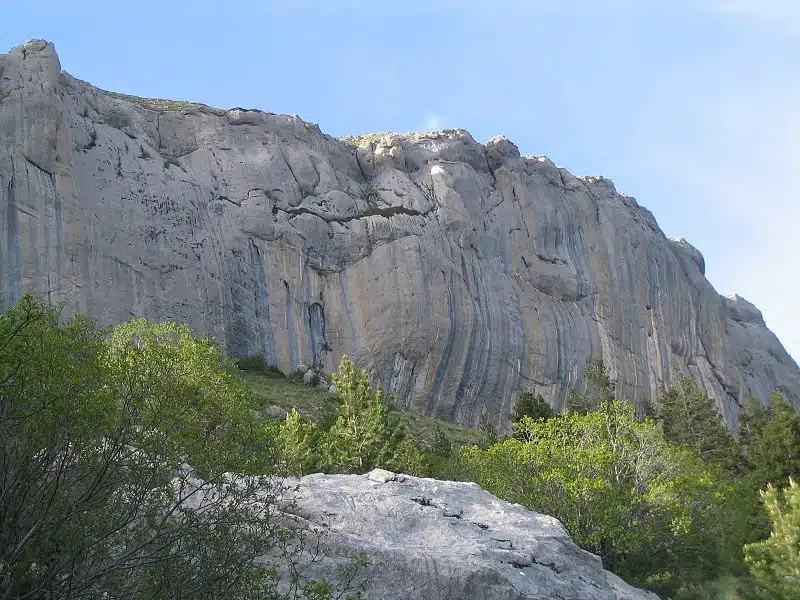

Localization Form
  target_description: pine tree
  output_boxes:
[567,358,616,415]
[740,395,769,449]
[659,377,742,473]
[430,422,453,457]
[566,391,593,415]
[743,393,800,489]
[478,413,498,449]
[585,357,616,406]
[744,478,800,599]
[387,439,430,476]
[511,392,554,423]
[277,409,320,476]
[323,355,404,473]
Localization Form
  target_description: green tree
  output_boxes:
[659,377,742,473]
[744,478,800,599]
[278,408,321,476]
[0,297,331,599]
[566,390,593,415]
[459,401,746,595]
[477,413,498,449]
[323,355,404,473]
[585,357,616,405]
[737,393,800,548]
[430,422,453,457]
[740,396,769,449]
[567,358,615,415]
[511,391,554,424]
[387,439,430,476]
[102,318,276,475]
[742,393,800,489]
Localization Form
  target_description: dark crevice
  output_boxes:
[165,146,200,160]
[23,155,53,177]
[409,496,462,518]
[6,164,20,304]
[308,302,329,367]
[275,203,433,224]
[536,253,567,265]
[531,555,561,574]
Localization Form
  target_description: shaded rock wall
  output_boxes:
[2,40,798,429]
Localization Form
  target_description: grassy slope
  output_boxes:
[239,370,482,448]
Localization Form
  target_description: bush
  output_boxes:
[236,354,285,377]
[430,423,453,457]
[0,296,331,599]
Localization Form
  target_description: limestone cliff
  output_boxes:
[1,40,798,428]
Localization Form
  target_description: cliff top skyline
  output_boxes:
[2,1,798,362]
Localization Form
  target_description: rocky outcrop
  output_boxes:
[1,40,798,429]
[277,469,659,600]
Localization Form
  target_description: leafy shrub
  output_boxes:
[458,402,747,595]
[0,297,306,599]
[237,354,285,377]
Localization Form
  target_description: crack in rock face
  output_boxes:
[1,39,799,432]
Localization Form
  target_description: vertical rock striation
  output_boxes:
[1,40,798,429]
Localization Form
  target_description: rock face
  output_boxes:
[1,40,798,428]
[279,469,659,600]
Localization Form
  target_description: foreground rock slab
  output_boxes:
[280,469,659,600]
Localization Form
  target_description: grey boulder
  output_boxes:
[278,469,659,600]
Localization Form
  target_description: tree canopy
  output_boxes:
[460,401,746,594]
[0,297,357,600]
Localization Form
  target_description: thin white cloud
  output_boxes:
[523,0,800,32]
[705,0,800,19]
[681,0,800,33]
[421,114,443,132]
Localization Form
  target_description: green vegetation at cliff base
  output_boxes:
[2,296,800,600]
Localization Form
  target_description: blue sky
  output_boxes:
[3,0,799,360]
